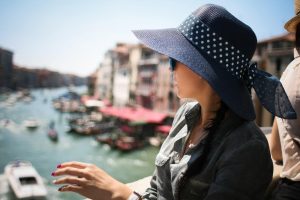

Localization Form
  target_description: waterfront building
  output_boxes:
[113,43,132,106]
[94,43,180,114]
[96,43,133,106]
[87,70,98,96]
[135,46,180,113]
[135,46,159,109]
[155,56,180,114]
[97,50,116,102]
[0,47,14,89]
[128,44,143,105]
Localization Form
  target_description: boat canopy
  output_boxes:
[155,125,172,134]
[100,106,167,124]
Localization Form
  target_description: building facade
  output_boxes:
[94,43,180,114]
[97,50,115,102]
[0,47,14,89]
[135,46,179,113]
[113,43,131,106]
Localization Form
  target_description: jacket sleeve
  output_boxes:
[142,102,190,199]
[142,169,158,199]
[204,140,273,200]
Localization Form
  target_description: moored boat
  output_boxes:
[115,136,144,152]
[47,121,58,141]
[4,161,47,199]
[95,133,116,147]
[47,129,58,141]
[24,120,39,129]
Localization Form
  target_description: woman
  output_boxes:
[51,4,297,200]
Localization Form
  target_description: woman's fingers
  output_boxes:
[53,176,87,186]
[58,161,89,169]
[52,167,91,179]
[58,184,82,192]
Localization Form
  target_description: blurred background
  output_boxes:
[0,0,294,199]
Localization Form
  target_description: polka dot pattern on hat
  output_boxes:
[177,14,250,80]
[244,63,257,89]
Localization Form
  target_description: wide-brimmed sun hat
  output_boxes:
[285,0,300,33]
[133,4,296,120]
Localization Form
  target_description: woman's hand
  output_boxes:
[51,161,132,200]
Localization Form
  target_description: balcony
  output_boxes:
[138,56,159,66]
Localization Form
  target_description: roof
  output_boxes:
[100,106,167,123]
[258,32,295,44]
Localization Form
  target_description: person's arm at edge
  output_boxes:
[269,119,283,162]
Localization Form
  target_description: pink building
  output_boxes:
[135,46,179,114]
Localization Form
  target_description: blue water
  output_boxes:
[0,87,158,200]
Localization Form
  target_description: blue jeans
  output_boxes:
[271,178,300,200]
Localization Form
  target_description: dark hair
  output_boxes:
[177,102,229,199]
[185,101,228,178]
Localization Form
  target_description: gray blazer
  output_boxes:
[142,102,273,200]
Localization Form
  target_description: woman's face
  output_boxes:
[172,61,207,99]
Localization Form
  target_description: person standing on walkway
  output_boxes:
[270,0,300,199]
[52,4,296,200]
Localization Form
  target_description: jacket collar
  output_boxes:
[184,103,201,131]
[184,102,245,139]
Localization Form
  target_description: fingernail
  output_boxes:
[57,164,62,168]
[51,172,56,176]
[52,180,57,184]
[58,186,65,191]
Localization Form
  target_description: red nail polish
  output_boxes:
[58,187,62,191]
[51,172,56,176]
[57,164,62,168]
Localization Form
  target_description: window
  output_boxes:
[19,177,38,185]
[276,58,282,72]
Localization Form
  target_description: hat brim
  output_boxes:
[133,28,255,120]
[285,15,300,33]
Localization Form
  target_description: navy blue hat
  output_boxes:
[133,4,296,120]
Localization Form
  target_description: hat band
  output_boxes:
[177,14,297,119]
[177,15,250,80]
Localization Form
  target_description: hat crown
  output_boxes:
[177,4,257,81]
[179,4,257,60]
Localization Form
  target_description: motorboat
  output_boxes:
[4,161,47,199]
[47,121,58,141]
[24,120,39,129]
[115,136,144,152]
[47,129,58,141]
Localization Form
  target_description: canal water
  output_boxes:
[0,86,159,200]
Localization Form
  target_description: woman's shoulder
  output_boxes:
[225,120,269,153]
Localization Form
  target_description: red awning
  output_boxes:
[100,106,167,124]
[155,125,172,134]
